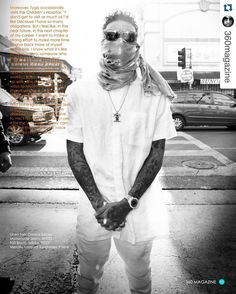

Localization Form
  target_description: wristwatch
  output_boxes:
[124,195,139,209]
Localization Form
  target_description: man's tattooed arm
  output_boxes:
[67,140,106,212]
[95,139,166,230]
[128,139,166,199]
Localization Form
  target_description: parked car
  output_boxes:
[0,88,55,145]
[171,91,236,131]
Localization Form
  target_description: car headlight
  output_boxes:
[32,111,46,122]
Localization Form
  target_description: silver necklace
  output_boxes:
[108,85,130,122]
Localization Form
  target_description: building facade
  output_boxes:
[0,35,73,95]
[136,0,234,94]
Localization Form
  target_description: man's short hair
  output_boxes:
[103,11,138,33]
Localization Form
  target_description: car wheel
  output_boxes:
[6,122,28,146]
[173,115,185,131]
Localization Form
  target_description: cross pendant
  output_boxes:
[114,112,121,122]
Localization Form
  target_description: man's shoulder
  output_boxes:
[131,77,163,98]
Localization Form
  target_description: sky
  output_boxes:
[0,0,146,71]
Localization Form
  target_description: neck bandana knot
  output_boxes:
[98,38,176,100]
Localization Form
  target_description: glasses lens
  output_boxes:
[104,31,118,41]
[123,32,137,43]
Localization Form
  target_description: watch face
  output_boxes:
[130,198,138,208]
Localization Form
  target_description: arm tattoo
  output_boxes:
[67,140,105,211]
[128,139,166,199]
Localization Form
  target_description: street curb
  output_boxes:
[0,189,235,205]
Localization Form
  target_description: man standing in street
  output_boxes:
[66,11,176,294]
[0,111,12,173]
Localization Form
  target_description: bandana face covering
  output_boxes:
[98,38,140,91]
[98,27,176,100]
[102,37,138,68]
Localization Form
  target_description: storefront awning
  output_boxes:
[194,71,220,84]
[160,71,220,84]
[193,71,220,79]
[160,71,178,83]
[0,52,72,77]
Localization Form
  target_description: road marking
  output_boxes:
[11,141,190,156]
[11,151,66,156]
[0,167,72,177]
[214,147,236,150]
[166,140,192,145]
[160,166,236,176]
[7,132,235,181]
[11,150,225,157]
[165,150,217,156]
[1,189,235,204]
[1,166,235,177]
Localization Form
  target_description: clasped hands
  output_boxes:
[95,198,132,231]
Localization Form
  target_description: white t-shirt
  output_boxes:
[65,75,177,244]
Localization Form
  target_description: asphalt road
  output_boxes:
[1,127,235,190]
[185,126,236,162]
[10,126,236,160]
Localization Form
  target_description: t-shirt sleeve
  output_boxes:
[64,82,83,143]
[153,94,177,141]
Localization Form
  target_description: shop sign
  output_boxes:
[180,69,194,83]
[0,54,71,77]
[200,79,220,84]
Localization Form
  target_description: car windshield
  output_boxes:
[0,89,18,104]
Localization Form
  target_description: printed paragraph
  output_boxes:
[10,6,69,58]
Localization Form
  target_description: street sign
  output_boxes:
[180,69,194,83]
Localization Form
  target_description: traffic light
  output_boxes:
[178,48,186,69]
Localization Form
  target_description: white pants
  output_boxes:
[77,237,153,294]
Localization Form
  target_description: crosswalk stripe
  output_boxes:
[11,151,66,156]
[9,136,196,156]
[10,150,214,157]
[166,140,192,145]
[1,165,235,177]
[6,132,234,181]
[214,147,236,150]
[165,150,216,156]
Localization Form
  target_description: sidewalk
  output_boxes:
[0,190,235,294]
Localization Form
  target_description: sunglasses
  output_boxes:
[103,31,137,43]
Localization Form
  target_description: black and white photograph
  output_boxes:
[0,0,235,293]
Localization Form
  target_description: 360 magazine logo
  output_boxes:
[220,0,236,88]
[222,15,234,27]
